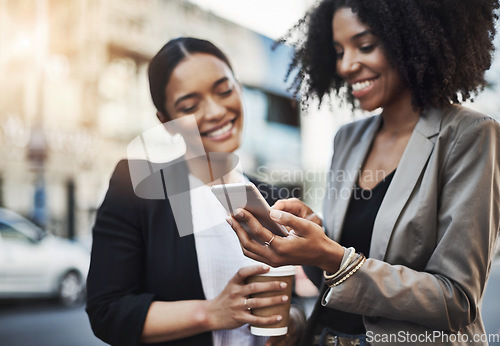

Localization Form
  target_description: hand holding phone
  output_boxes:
[211,182,288,236]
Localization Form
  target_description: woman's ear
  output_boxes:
[156,111,168,123]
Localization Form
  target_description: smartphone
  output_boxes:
[211,182,288,236]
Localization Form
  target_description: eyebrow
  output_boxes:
[174,93,197,107]
[333,30,374,46]
[213,76,229,88]
[352,30,373,40]
[173,77,230,107]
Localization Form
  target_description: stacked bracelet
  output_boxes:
[323,247,356,280]
[324,252,366,287]
[329,255,366,287]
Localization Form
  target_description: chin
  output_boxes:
[359,100,381,112]
[203,140,240,154]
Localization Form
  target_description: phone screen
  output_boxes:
[211,183,288,236]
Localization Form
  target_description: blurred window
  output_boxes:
[244,86,300,128]
[266,93,300,128]
[241,86,301,173]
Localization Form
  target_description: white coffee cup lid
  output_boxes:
[251,326,288,336]
[258,265,296,277]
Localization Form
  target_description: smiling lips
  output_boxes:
[351,78,377,98]
[202,118,236,140]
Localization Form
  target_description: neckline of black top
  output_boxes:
[356,169,396,193]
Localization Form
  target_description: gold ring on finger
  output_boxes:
[264,235,275,247]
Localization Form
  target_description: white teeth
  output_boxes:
[205,121,233,138]
[352,80,374,92]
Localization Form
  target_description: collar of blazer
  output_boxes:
[326,107,443,260]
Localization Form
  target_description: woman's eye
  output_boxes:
[360,45,375,53]
[219,88,233,96]
[181,105,197,114]
[335,51,344,60]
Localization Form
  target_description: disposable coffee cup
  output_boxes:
[247,265,295,336]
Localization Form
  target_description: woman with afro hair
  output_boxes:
[228,0,500,345]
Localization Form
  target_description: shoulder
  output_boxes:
[110,159,132,180]
[112,158,190,200]
[337,115,379,137]
[100,160,153,212]
[333,115,380,150]
[433,105,500,172]
[438,105,500,146]
[106,160,134,197]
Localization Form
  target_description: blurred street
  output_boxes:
[0,257,498,346]
[0,300,105,346]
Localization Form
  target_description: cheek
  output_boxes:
[236,115,244,133]
[232,96,243,113]
[372,52,389,70]
[230,88,244,108]
[386,69,404,91]
[335,60,345,78]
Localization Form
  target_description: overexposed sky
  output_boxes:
[187,0,311,39]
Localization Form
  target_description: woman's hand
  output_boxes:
[226,208,344,273]
[265,305,306,346]
[272,198,323,227]
[206,264,289,331]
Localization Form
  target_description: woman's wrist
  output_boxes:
[318,237,345,273]
[324,247,355,279]
[198,299,217,331]
[141,300,216,343]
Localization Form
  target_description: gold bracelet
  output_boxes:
[323,247,356,280]
[324,253,363,285]
[330,255,366,287]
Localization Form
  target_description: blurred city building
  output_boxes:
[0,0,313,239]
[1,0,498,240]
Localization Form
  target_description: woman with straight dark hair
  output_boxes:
[86,37,299,346]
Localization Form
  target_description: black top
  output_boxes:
[317,170,395,334]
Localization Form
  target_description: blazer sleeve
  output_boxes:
[86,160,154,346]
[322,116,500,332]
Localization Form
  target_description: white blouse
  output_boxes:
[189,173,268,346]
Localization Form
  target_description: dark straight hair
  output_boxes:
[148,37,234,118]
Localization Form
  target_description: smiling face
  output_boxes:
[162,53,244,154]
[332,7,410,112]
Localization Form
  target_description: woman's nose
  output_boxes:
[337,51,361,77]
[204,97,226,120]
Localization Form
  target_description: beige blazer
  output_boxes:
[321,105,500,345]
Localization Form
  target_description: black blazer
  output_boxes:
[86,159,281,346]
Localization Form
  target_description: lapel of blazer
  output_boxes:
[161,158,196,237]
[369,108,442,260]
[328,116,382,242]
[162,159,208,300]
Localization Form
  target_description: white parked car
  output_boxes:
[0,208,90,306]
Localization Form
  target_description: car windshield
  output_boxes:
[0,211,45,241]
[12,220,45,240]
